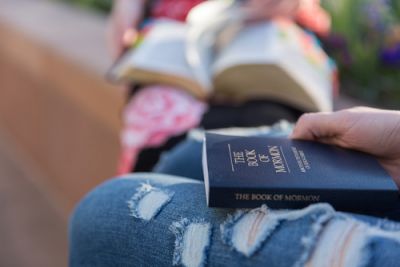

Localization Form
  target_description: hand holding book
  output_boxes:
[107,0,147,59]
[203,128,398,213]
[291,107,400,187]
[203,108,400,213]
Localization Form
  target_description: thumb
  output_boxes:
[122,28,139,48]
[291,112,343,141]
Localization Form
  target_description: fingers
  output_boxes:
[108,0,145,59]
[122,28,139,48]
[107,15,132,59]
[291,112,343,141]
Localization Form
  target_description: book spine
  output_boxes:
[209,187,399,214]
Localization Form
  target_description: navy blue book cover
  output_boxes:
[203,133,399,213]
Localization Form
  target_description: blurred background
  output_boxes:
[0,0,123,266]
[0,0,399,266]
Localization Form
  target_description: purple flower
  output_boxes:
[323,33,352,66]
[361,0,392,33]
[380,43,400,67]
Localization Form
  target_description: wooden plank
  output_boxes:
[0,0,125,214]
[0,130,67,267]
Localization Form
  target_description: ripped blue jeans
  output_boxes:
[69,123,400,267]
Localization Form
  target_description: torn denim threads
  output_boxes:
[69,173,400,267]
[170,218,212,267]
[305,216,400,267]
[365,235,400,267]
[127,182,174,221]
[220,205,280,257]
[304,218,369,267]
[220,204,334,259]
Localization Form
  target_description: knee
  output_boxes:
[69,174,194,235]
[69,178,130,265]
[69,176,163,247]
[68,174,200,265]
[69,178,123,229]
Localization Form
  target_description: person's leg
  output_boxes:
[129,100,301,173]
[201,100,301,129]
[69,173,400,267]
[153,121,294,181]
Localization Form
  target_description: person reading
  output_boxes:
[69,107,400,267]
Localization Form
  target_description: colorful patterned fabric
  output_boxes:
[150,0,205,21]
[118,0,335,174]
[118,86,207,174]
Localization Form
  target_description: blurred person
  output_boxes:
[69,106,400,266]
[109,0,333,174]
[108,0,329,58]
[69,2,400,266]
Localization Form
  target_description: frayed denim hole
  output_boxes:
[304,218,370,267]
[357,238,373,267]
[221,203,336,258]
[220,205,280,257]
[127,182,174,221]
[170,218,212,267]
[220,209,248,247]
[306,217,400,267]
[362,234,400,267]
[374,218,400,231]
[337,211,400,231]
[120,173,202,185]
[292,209,334,267]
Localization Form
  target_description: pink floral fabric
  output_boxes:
[150,0,205,22]
[118,0,207,174]
[117,0,334,174]
[118,86,207,174]
[149,0,331,35]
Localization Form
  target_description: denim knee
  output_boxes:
[69,174,400,267]
[69,178,131,267]
[68,174,202,267]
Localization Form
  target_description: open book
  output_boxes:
[109,6,334,112]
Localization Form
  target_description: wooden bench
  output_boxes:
[0,0,124,216]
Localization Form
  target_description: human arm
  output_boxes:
[108,0,147,59]
[244,0,330,35]
[291,107,400,187]
[244,0,300,21]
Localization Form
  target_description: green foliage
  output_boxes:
[323,0,400,107]
[60,0,400,107]
[62,0,112,13]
